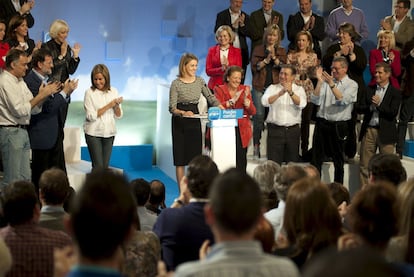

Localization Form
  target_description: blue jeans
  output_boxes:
[252,88,265,145]
[85,134,114,169]
[0,127,31,187]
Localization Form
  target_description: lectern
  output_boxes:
[208,107,243,172]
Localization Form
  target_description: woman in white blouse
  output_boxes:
[84,64,123,169]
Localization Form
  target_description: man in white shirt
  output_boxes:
[261,64,307,164]
[0,49,56,187]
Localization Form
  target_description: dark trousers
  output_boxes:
[397,93,414,155]
[85,134,115,169]
[235,127,247,171]
[301,102,314,155]
[267,123,300,164]
[311,118,348,184]
[31,130,66,192]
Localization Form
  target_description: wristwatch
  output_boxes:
[174,198,184,206]
[289,91,294,96]
[58,55,64,60]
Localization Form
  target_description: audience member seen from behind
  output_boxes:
[169,53,223,188]
[287,30,319,158]
[369,30,401,89]
[0,180,72,276]
[175,168,299,277]
[153,155,218,271]
[130,178,157,231]
[342,183,399,259]
[206,25,242,90]
[146,179,166,216]
[64,168,137,277]
[386,179,414,264]
[367,153,406,187]
[84,64,123,169]
[265,164,307,241]
[0,20,9,71]
[214,66,256,171]
[253,160,280,211]
[326,182,350,223]
[251,24,286,159]
[274,178,343,269]
[38,168,70,233]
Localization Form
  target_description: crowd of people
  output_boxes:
[0,0,414,276]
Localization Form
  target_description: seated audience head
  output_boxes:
[274,164,307,202]
[130,178,151,206]
[348,183,399,251]
[368,153,406,186]
[39,168,70,206]
[186,155,219,198]
[396,179,414,263]
[284,178,342,257]
[67,168,136,261]
[376,29,396,50]
[254,217,275,253]
[253,160,280,210]
[48,19,69,40]
[303,164,320,179]
[148,180,166,207]
[0,238,12,276]
[303,247,403,277]
[327,182,350,206]
[1,181,39,226]
[206,168,262,237]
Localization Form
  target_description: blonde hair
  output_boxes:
[376,30,396,50]
[215,25,235,43]
[262,24,281,46]
[49,19,69,39]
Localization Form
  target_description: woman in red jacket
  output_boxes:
[206,25,242,90]
[214,66,256,171]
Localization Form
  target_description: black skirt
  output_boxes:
[171,103,201,166]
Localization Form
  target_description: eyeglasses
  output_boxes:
[394,5,406,9]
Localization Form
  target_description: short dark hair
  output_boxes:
[375,62,391,73]
[327,182,350,206]
[223,65,244,84]
[397,0,411,9]
[1,181,38,225]
[280,64,297,76]
[5,48,26,69]
[70,169,136,260]
[186,155,219,198]
[31,48,52,70]
[39,168,70,205]
[130,178,151,206]
[148,180,165,205]
[348,183,399,250]
[274,164,307,201]
[368,153,405,186]
[209,168,262,235]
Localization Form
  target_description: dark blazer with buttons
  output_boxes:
[24,70,68,150]
[359,84,401,145]
[0,0,34,27]
[249,8,284,57]
[215,9,250,70]
[286,11,325,59]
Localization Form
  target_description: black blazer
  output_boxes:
[359,84,401,145]
[214,9,250,69]
[249,8,284,56]
[0,0,34,27]
[402,38,414,97]
[286,11,325,59]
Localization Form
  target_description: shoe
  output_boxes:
[397,152,403,160]
[253,144,261,159]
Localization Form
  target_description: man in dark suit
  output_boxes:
[153,155,218,271]
[397,38,414,158]
[24,48,78,191]
[359,62,401,187]
[0,0,34,28]
[214,0,250,79]
[249,0,284,58]
[286,0,325,59]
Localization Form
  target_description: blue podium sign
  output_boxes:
[208,107,243,120]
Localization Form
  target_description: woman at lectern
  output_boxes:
[169,53,223,189]
[214,66,256,171]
